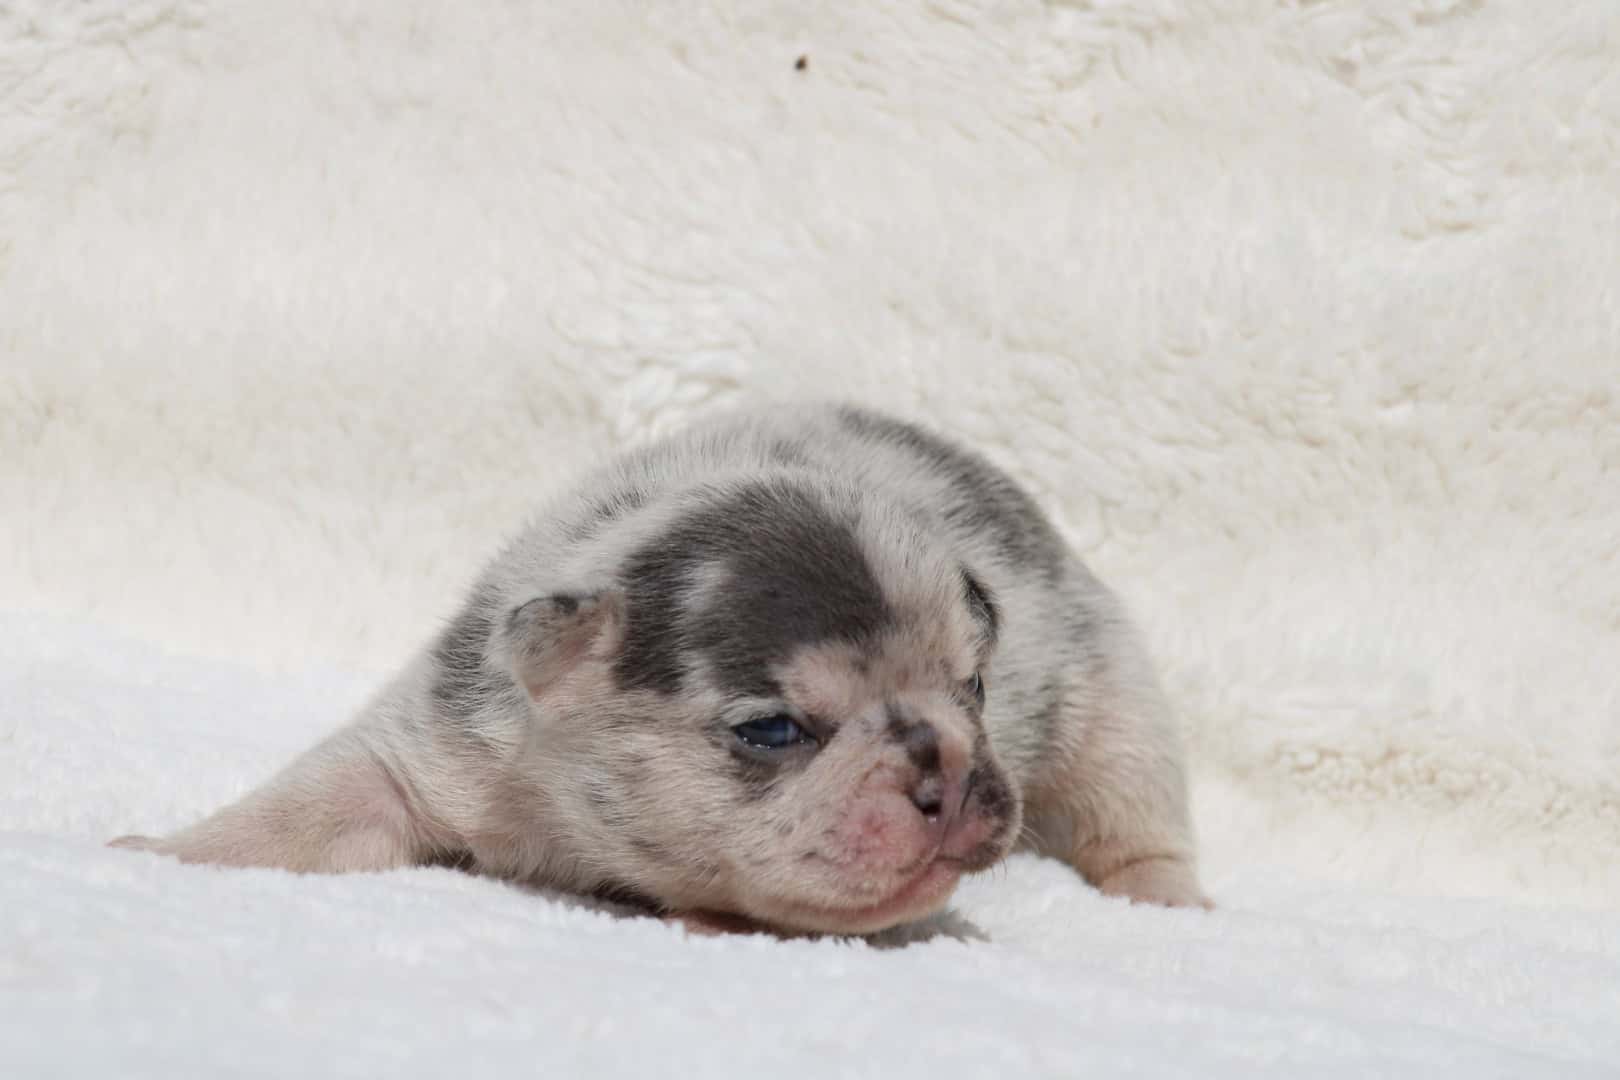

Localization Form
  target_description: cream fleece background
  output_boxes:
[4,0,1618,920]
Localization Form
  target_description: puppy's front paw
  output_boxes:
[1098,856,1213,910]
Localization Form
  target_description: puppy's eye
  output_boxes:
[963,672,985,707]
[732,714,815,750]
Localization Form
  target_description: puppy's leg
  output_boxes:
[1019,650,1210,909]
[111,727,433,874]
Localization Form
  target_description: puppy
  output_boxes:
[114,404,1208,933]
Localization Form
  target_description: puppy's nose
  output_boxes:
[910,774,945,819]
[890,712,962,821]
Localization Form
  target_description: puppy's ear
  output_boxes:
[505,591,625,699]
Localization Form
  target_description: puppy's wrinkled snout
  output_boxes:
[890,709,1015,870]
[895,713,974,841]
[940,759,1016,869]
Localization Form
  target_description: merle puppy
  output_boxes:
[115,404,1208,933]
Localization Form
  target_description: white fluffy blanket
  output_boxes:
[4,1,1617,1074]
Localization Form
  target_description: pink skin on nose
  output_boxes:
[836,786,934,870]
[830,721,995,878]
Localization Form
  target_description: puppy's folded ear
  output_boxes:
[505,591,625,699]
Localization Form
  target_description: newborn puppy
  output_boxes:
[114,404,1208,933]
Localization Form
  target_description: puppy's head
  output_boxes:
[505,478,1021,934]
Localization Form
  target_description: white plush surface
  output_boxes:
[6,615,1618,1078]
[4,0,1619,1075]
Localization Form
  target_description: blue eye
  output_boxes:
[732,714,815,750]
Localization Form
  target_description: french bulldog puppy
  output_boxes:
[114,404,1208,933]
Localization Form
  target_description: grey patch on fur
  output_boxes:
[1028,679,1065,750]
[868,909,990,948]
[587,761,655,834]
[615,479,893,698]
[836,406,1067,580]
[965,761,1013,821]
[591,880,663,912]
[425,848,478,873]
[885,703,941,774]
[584,788,634,837]
[768,439,809,466]
[430,584,504,713]
[958,745,1018,869]
[961,569,999,644]
[1060,597,1096,642]
[629,834,673,864]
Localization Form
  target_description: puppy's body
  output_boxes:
[117,405,1206,932]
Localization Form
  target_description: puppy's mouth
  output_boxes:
[755,853,970,936]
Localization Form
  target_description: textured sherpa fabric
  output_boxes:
[2,1,1618,1075]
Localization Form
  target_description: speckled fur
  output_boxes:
[115,404,1206,931]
